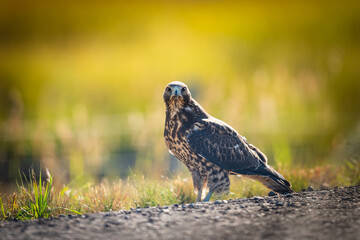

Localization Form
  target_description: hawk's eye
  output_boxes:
[166,87,172,93]
[181,87,187,92]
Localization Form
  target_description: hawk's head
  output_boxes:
[163,81,192,113]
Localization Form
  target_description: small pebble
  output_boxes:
[268,191,277,196]
[261,206,270,211]
[214,200,223,204]
[307,186,314,191]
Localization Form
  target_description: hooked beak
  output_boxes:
[170,86,182,98]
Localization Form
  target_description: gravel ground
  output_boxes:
[1,186,359,240]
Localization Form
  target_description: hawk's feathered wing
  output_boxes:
[186,117,293,194]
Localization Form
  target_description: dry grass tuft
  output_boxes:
[1,165,357,221]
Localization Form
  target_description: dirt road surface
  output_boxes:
[1,186,359,240]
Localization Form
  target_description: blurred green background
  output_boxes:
[1,0,360,190]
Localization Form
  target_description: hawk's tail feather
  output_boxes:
[246,165,293,194]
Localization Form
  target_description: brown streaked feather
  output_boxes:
[246,142,268,164]
[186,116,293,194]
[186,117,263,173]
[247,174,292,194]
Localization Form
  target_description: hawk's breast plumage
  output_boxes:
[163,81,293,202]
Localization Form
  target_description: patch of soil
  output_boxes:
[1,186,359,240]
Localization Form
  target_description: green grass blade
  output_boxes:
[0,196,6,219]
[52,207,82,215]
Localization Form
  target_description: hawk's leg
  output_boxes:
[203,167,230,202]
[203,190,213,202]
[196,189,203,202]
[191,171,207,202]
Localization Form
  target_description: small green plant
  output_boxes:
[15,169,54,219]
[0,169,81,221]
